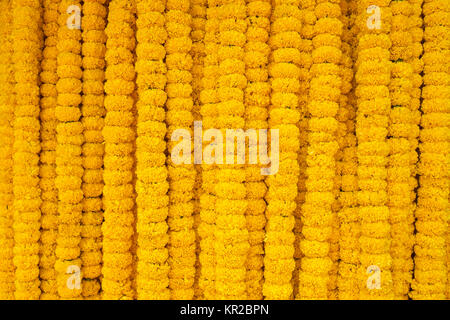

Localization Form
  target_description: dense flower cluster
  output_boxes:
[0,0,449,301]
[355,0,395,299]
[81,0,107,299]
[165,0,196,300]
[134,0,170,300]
[198,0,219,300]
[264,0,300,300]
[411,0,449,300]
[298,0,343,300]
[214,0,249,300]
[388,0,415,300]
[102,0,136,300]
[189,0,206,299]
[12,0,43,300]
[337,0,359,300]
[39,0,58,300]
[55,0,83,299]
[244,0,271,300]
[0,1,15,300]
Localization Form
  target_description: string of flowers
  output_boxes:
[165,0,196,300]
[39,0,59,300]
[190,0,206,299]
[355,0,394,299]
[337,0,359,300]
[198,0,219,300]
[407,0,424,298]
[298,0,342,300]
[81,0,107,299]
[264,0,301,300]
[12,0,43,300]
[411,0,449,300]
[214,0,249,300]
[244,0,271,300]
[388,0,415,300]
[0,0,15,300]
[293,0,314,296]
[102,0,136,299]
[55,0,84,299]
[134,0,170,300]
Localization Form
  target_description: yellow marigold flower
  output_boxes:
[134,0,170,300]
[354,0,394,300]
[102,0,136,300]
[0,0,15,300]
[411,0,449,300]
[38,0,59,300]
[12,0,43,300]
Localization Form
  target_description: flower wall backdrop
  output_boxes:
[0,0,449,300]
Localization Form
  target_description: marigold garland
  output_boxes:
[55,0,84,299]
[411,0,449,300]
[0,0,15,300]
[134,0,170,300]
[12,0,43,300]
[244,0,271,300]
[0,0,448,301]
[165,0,197,300]
[198,0,219,300]
[355,0,394,299]
[388,0,415,300]
[298,0,343,300]
[264,0,300,300]
[81,0,107,300]
[337,0,359,300]
[39,0,59,300]
[190,0,206,299]
[214,0,249,300]
[102,0,136,300]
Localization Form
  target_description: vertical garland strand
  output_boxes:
[337,0,359,300]
[102,0,136,299]
[135,0,170,300]
[81,0,107,299]
[39,0,59,300]
[407,0,424,297]
[298,0,342,300]
[12,0,43,300]
[165,0,196,300]
[264,0,301,300]
[244,0,271,300]
[355,0,394,299]
[198,0,219,299]
[0,0,15,300]
[412,0,449,300]
[214,0,249,300]
[190,0,206,299]
[388,0,415,300]
[55,0,83,299]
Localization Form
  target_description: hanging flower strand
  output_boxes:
[265,0,301,300]
[39,0,59,300]
[135,0,170,300]
[0,0,15,300]
[12,0,43,300]
[412,0,449,300]
[198,0,219,300]
[55,0,84,299]
[165,0,196,300]
[244,0,271,300]
[102,0,136,300]
[355,0,394,299]
[81,0,107,299]
[388,0,415,300]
